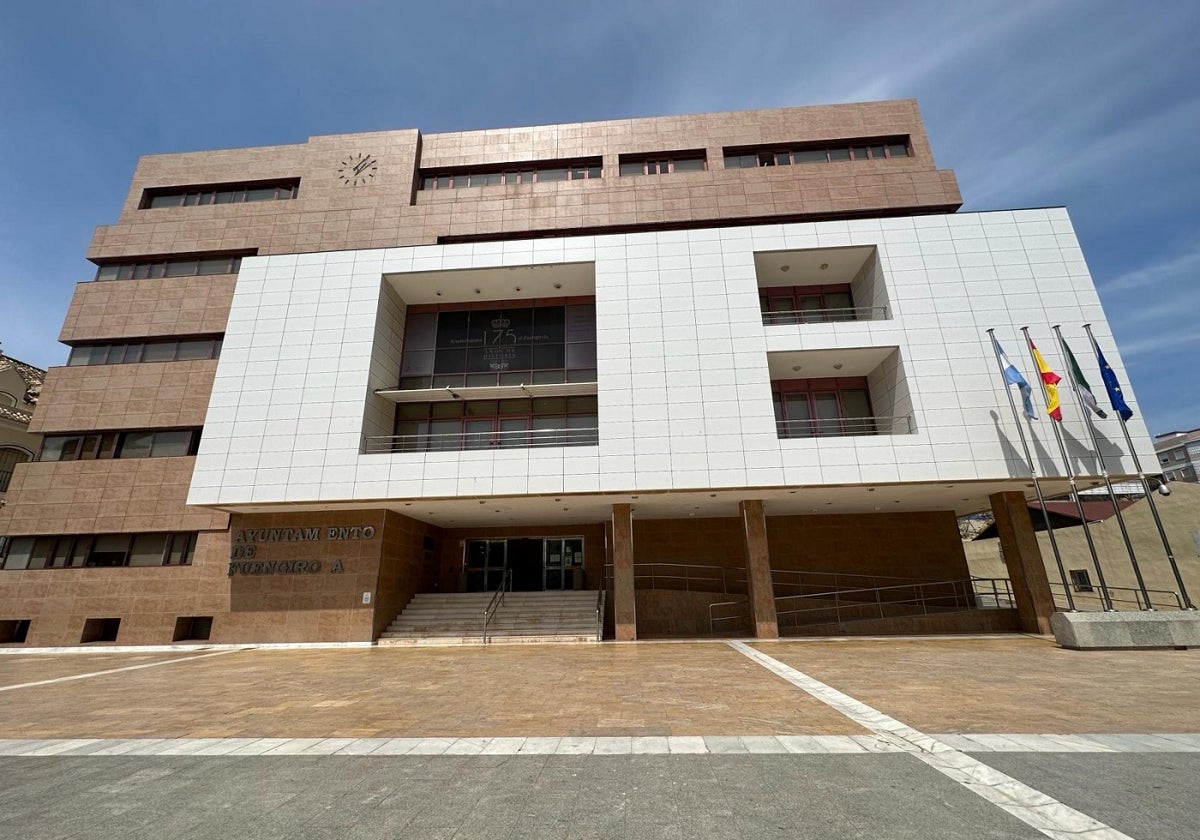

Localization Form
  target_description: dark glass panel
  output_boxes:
[537,168,567,182]
[116,431,154,459]
[141,342,176,362]
[888,142,909,157]
[565,368,597,383]
[430,402,464,419]
[77,435,103,461]
[2,537,34,570]
[464,400,498,417]
[673,157,705,172]
[95,264,120,281]
[244,187,276,202]
[129,533,168,567]
[149,194,181,209]
[150,430,192,457]
[396,403,430,420]
[532,397,565,415]
[828,147,851,161]
[87,535,130,568]
[619,162,644,176]
[793,149,828,163]
[532,344,565,369]
[175,340,213,361]
[198,257,233,275]
[165,260,199,278]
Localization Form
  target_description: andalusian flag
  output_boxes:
[1061,339,1107,419]
[1027,337,1062,422]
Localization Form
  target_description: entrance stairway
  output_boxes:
[378,591,601,646]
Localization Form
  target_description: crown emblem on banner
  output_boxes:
[491,317,511,329]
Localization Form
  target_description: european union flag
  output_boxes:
[1091,336,1133,421]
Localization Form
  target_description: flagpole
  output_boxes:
[1054,325,1152,610]
[987,329,1074,611]
[1021,326,1114,611]
[1083,323,1195,610]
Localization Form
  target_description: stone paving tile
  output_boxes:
[753,636,1200,734]
[0,644,863,739]
[0,651,196,686]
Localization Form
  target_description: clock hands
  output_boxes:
[353,156,376,176]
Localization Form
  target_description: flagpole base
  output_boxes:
[1051,610,1200,650]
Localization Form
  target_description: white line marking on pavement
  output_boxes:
[0,649,244,692]
[729,641,1135,840]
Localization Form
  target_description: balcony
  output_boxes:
[761,304,886,327]
[776,415,911,439]
[364,425,599,454]
[755,245,890,329]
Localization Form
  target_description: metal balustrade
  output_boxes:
[364,426,599,453]
[1048,581,1185,611]
[776,415,911,438]
[761,305,887,326]
[709,577,1014,635]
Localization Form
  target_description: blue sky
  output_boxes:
[2,0,1198,435]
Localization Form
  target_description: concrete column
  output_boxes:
[740,499,779,639]
[989,491,1056,634]
[611,503,636,641]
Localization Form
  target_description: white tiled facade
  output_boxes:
[188,207,1155,511]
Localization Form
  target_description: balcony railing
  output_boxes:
[776,415,911,438]
[762,305,886,327]
[364,426,599,454]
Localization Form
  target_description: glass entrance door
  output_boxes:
[544,538,584,590]
[464,537,584,592]
[465,539,507,591]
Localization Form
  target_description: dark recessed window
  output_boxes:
[723,136,910,169]
[0,532,198,570]
[398,303,596,391]
[389,396,598,453]
[67,337,222,367]
[40,428,202,462]
[0,619,30,644]
[1069,569,1094,592]
[419,158,603,190]
[94,253,247,282]
[173,616,213,642]
[760,285,856,325]
[142,179,299,209]
[80,618,120,643]
[772,378,875,438]
[619,151,707,176]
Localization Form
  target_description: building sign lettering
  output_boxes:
[228,523,375,574]
[233,525,376,543]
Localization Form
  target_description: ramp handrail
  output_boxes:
[708,577,1013,635]
[595,588,605,642]
[482,569,512,645]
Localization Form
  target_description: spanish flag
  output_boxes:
[1027,337,1062,422]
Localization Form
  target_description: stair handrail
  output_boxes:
[595,588,605,642]
[482,569,512,645]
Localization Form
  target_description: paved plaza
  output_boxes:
[1,637,1198,838]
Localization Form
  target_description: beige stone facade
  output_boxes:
[0,100,1024,647]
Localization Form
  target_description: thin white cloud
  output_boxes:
[1100,241,1200,294]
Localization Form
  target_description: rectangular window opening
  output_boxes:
[173,616,213,642]
[0,619,31,644]
[80,617,121,644]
